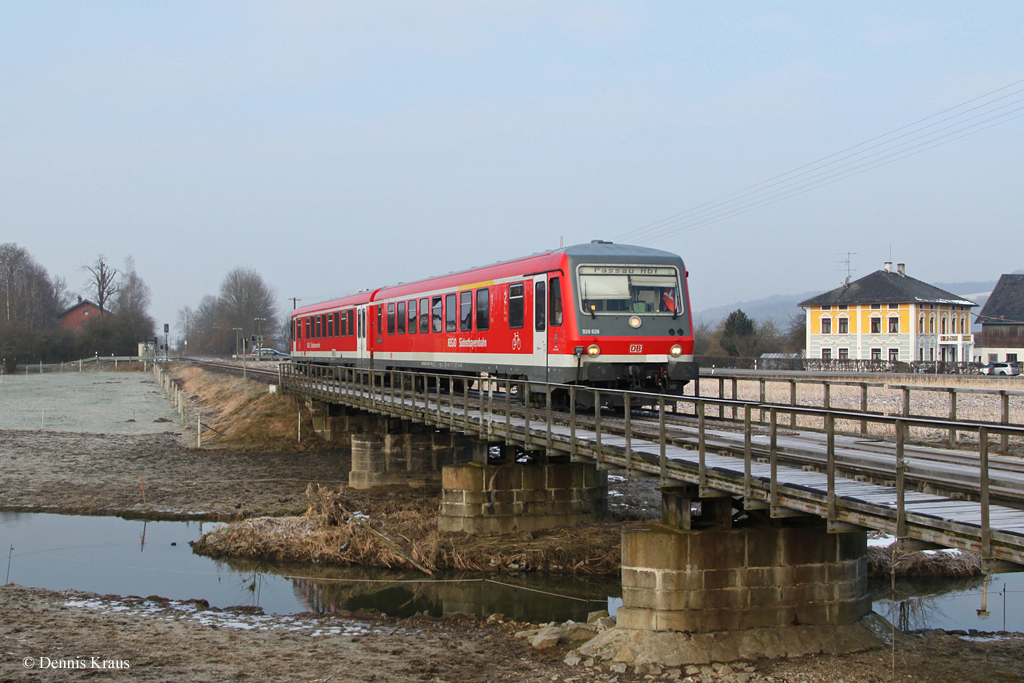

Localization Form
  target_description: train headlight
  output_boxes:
[586,344,601,358]
[670,344,683,358]
[628,316,642,328]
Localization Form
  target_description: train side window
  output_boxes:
[420,298,430,333]
[408,299,417,334]
[327,313,334,338]
[535,281,546,331]
[460,291,472,332]
[549,277,562,326]
[387,303,396,335]
[316,315,322,339]
[509,283,524,329]
[335,312,341,337]
[476,288,489,331]
[376,306,383,337]
[349,310,356,338]
[340,311,347,337]
[445,293,457,332]
[432,296,443,333]
[397,301,406,334]
[305,317,311,338]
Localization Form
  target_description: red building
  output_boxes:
[60,298,102,332]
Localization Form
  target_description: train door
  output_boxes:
[356,305,369,368]
[532,275,548,382]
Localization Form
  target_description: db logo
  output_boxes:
[447,338,457,348]
[511,332,522,351]
[629,344,643,354]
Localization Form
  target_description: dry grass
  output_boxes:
[192,484,625,575]
[868,545,982,578]
[170,365,327,450]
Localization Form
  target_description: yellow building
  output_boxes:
[800,262,976,363]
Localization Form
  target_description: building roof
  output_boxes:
[977,274,1024,325]
[799,268,977,308]
[60,299,100,317]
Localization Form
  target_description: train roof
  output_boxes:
[293,241,683,316]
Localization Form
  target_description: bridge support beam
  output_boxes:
[438,462,607,535]
[349,426,477,490]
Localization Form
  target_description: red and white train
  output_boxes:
[290,241,697,397]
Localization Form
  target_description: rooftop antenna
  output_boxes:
[836,252,857,286]
[560,236,564,248]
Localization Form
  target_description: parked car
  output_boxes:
[980,362,1021,376]
[248,348,290,361]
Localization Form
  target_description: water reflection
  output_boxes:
[869,574,1024,633]
[0,512,617,620]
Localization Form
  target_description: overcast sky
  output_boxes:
[3,2,1023,332]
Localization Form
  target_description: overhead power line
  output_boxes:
[614,77,1024,246]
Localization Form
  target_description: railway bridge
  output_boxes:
[270,363,1024,658]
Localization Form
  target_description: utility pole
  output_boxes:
[232,327,242,358]
[289,297,301,310]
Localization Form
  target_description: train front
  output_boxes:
[562,243,698,396]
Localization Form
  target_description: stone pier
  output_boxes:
[439,462,607,535]
[577,487,887,666]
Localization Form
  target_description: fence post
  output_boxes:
[624,393,632,471]
[789,380,797,427]
[545,383,553,453]
[896,419,906,538]
[948,388,957,448]
[1000,391,1010,453]
[504,378,511,444]
[698,400,706,489]
[860,383,868,437]
[769,407,778,507]
[826,412,835,522]
[570,386,578,460]
[743,405,752,500]
[659,396,667,479]
[594,390,602,464]
[980,426,991,560]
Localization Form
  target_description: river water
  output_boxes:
[3,512,1022,631]
[0,512,619,622]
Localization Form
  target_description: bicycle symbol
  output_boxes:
[511,332,522,351]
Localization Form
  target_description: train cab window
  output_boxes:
[460,291,472,332]
[387,303,396,335]
[445,293,457,332]
[509,283,524,329]
[397,302,406,334]
[294,319,300,340]
[377,306,383,337]
[349,310,356,338]
[432,296,443,333]
[535,281,546,331]
[420,298,430,333]
[549,277,562,326]
[408,300,418,334]
[475,289,489,331]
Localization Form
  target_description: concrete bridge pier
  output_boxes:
[579,487,886,666]
[438,460,608,535]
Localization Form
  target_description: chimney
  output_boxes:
[884,261,892,273]
[897,263,905,277]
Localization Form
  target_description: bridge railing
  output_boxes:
[688,372,1024,451]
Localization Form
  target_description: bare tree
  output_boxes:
[0,243,64,328]
[83,255,119,316]
[218,267,279,350]
[109,256,155,348]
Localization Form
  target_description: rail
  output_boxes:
[279,364,1024,570]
